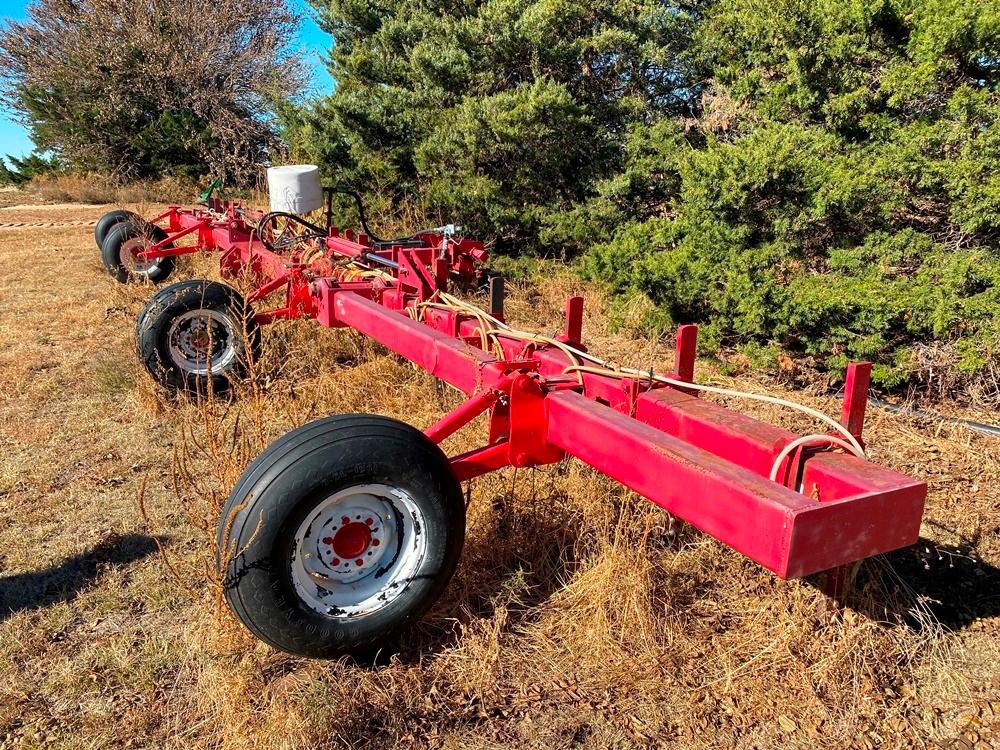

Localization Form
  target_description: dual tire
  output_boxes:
[95,210,176,283]
[94,209,141,249]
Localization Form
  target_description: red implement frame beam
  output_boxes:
[318,285,925,580]
[546,391,923,578]
[131,199,926,582]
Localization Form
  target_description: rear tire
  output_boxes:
[94,210,141,250]
[217,415,466,659]
[101,220,177,283]
[135,280,260,396]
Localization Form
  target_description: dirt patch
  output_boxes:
[0,201,115,226]
[0,202,112,212]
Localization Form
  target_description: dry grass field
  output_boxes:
[1,195,999,749]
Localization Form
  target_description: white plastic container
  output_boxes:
[266,165,324,215]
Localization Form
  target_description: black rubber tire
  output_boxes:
[94,209,142,250]
[101,220,177,283]
[217,415,466,659]
[135,279,260,396]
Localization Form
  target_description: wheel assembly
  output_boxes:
[135,279,260,395]
[101,220,177,283]
[217,415,465,659]
[94,209,142,249]
[289,484,429,618]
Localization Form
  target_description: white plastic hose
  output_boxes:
[768,434,865,484]
[436,291,867,483]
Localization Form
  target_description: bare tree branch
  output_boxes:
[0,0,307,183]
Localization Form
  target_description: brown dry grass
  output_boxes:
[1,196,999,749]
[10,174,201,208]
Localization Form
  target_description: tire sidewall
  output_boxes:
[101,220,176,283]
[94,210,140,249]
[136,280,259,394]
[221,419,465,658]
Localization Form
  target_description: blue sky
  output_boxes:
[0,0,334,160]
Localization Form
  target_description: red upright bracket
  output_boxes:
[398,249,439,300]
[840,362,871,444]
[558,296,585,349]
[507,374,564,468]
[672,324,698,396]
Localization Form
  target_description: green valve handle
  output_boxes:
[199,178,223,202]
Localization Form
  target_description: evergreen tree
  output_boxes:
[585,0,1000,393]
[291,0,705,251]
[0,152,62,186]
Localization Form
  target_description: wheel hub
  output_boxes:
[166,309,237,375]
[328,520,373,560]
[188,329,208,351]
[312,505,389,579]
[291,484,427,618]
[121,237,157,275]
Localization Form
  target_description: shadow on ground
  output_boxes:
[0,533,159,622]
[843,527,1000,631]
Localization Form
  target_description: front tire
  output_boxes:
[94,209,142,250]
[217,415,466,659]
[101,220,177,283]
[135,280,260,396]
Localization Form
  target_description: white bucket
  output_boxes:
[266,165,324,215]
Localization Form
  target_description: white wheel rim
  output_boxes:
[291,483,428,618]
[166,309,238,375]
[120,237,160,277]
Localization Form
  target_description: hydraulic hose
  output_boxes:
[255,211,327,250]
[870,398,1000,438]
[327,187,444,247]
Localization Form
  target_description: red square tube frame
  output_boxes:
[128,199,927,582]
[325,290,926,580]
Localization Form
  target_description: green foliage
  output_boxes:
[292,0,704,253]
[121,110,219,182]
[416,78,602,247]
[0,151,62,185]
[583,0,1000,392]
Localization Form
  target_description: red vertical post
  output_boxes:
[826,365,872,601]
[563,296,584,346]
[674,325,697,383]
[433,257,449,290]
[840,362,871,442]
